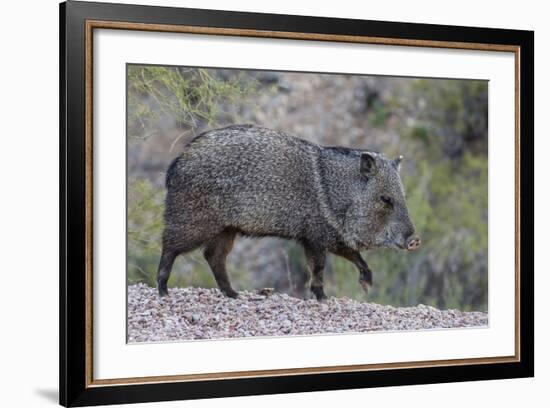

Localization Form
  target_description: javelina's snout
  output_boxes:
[406,235,421,251]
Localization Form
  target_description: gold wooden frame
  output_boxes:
[84,20,521,388]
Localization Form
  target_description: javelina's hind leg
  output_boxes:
[304,243,327,301]
[157,231,207,297]
[157,249,177,297]
[203,230,238,299]
[334,247,373,294]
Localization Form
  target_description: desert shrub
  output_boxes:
[127,66,259,141]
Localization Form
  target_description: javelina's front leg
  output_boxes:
[334,247,373,294]
[303,243,327,301]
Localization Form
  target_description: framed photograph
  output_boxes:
[60,1,534,406]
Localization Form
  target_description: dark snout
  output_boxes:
[406,235,421,251]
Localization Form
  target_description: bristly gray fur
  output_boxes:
[157,124,419,300]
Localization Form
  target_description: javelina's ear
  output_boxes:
[360,153,376,178]
[393,155,403,171]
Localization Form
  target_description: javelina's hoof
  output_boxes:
[359,279,372,295]
[311,285,327,301]
[158,283,169,297]
[222,288,239,299]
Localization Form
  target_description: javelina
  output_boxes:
[157,124,421,300]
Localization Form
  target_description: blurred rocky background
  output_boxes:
[127,65,488,311]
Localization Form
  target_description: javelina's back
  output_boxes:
[164,125,323,241]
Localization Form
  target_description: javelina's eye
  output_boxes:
[380,195,393,207]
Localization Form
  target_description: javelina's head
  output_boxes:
[344,152,421,251]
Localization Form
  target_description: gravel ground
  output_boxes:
[128,283,488,342]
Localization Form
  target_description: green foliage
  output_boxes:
[368,99,391,127]
[127,179,163,286]
[127,65,259,140]
[410,78,489,155]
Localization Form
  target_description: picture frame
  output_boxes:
[59,1,534,406]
